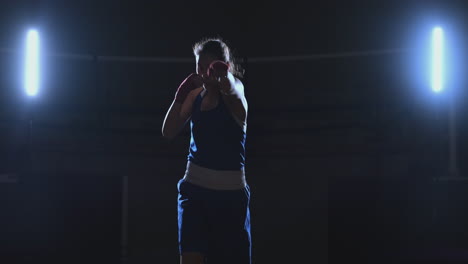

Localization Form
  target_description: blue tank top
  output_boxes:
[187,91,246,171]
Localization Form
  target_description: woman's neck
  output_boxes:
[203,88,220,99]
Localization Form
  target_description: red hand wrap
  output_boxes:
[174,73,204,104]
[207,60,229,78]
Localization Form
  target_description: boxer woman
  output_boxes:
[162,38,251,264]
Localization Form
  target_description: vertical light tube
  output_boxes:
[432,27,444,93]
[25,29,40,96]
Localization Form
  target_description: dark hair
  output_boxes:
[193,37,244,79]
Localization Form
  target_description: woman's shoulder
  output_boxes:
[232,76,244,94]
[233,76,243,84]
[189,87,204,100]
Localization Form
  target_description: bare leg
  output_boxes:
[180,252,205,264]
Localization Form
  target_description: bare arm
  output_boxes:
[161,88,201,140]
[161,102,185,140]
[220,74,248,131]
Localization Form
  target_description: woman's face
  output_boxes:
[196,53,224,92]
[196,54,217,79]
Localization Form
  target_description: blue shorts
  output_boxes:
[177,178,252,264]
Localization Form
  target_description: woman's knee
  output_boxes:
[180,251,205,264]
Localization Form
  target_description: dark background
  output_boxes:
[1,0,468,263]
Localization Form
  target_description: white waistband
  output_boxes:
[183,161,247,190]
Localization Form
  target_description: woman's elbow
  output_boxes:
[161,127,176,141]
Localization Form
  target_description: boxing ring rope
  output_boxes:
[0,46,411,62]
